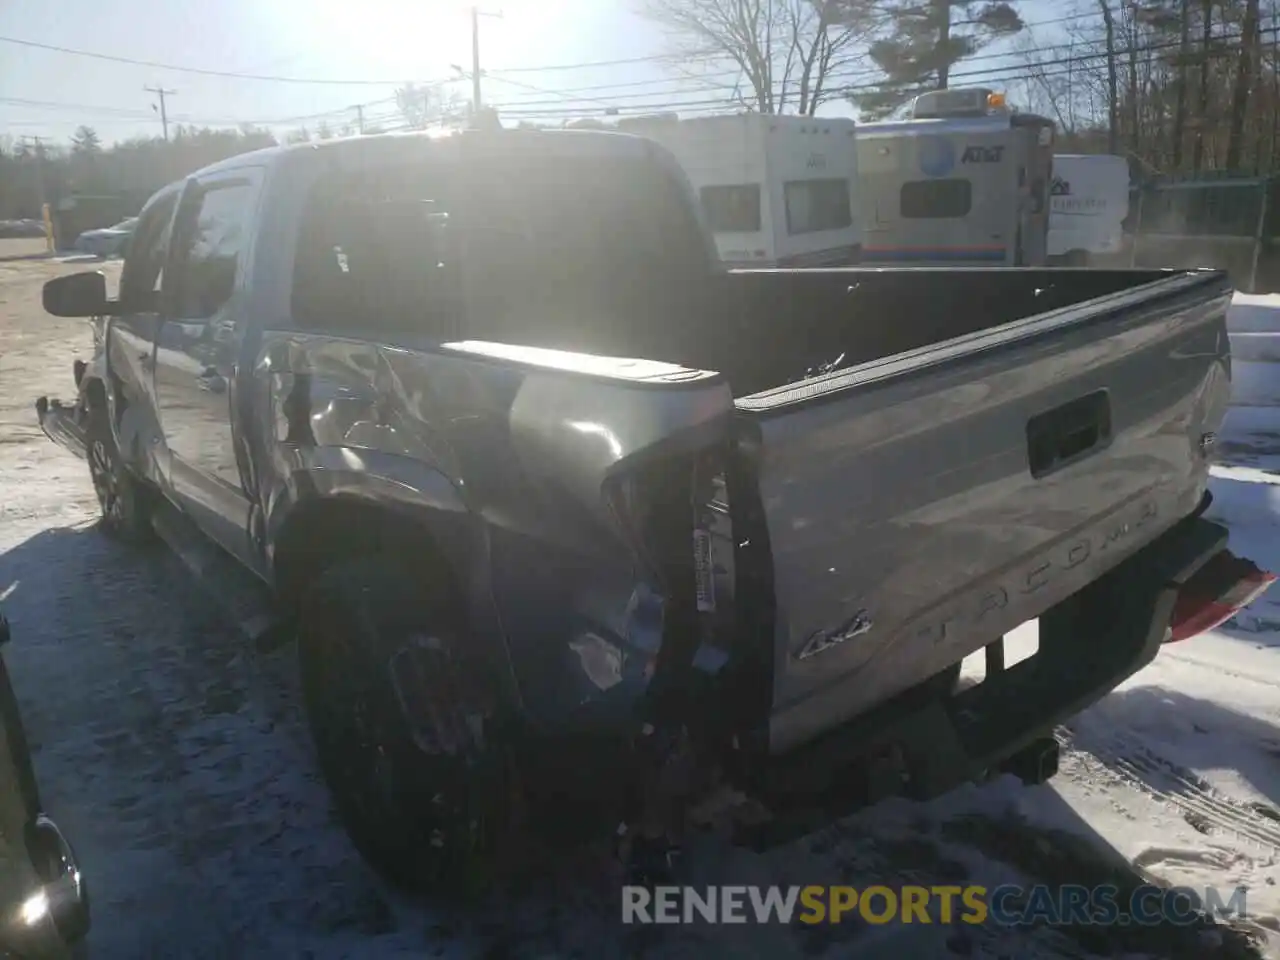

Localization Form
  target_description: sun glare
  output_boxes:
[261,0,577,82]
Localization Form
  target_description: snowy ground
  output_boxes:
[2,262,1279,957]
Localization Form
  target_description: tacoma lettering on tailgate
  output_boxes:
[910,498,1160,649]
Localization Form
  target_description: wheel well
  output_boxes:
[271,498,459,613]
[82,377,107,412]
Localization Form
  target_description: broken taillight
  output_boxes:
[1166,550,1277,644]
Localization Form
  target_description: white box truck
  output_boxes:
[1048,154,1131,266]
[616,113,862,268]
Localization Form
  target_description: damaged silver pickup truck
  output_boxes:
[34,127,1275,890]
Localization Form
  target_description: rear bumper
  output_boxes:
[736,503,1236,848]
[34,395,88,461]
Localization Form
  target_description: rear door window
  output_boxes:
[901,179,973,219]
[700,184,762,232]
[291,161,464,337]
[783,179,852,234]
[291,146,711,357]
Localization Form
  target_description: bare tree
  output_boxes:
[1226,0,1261,169]
[1191,0,1214,169]
[636,0,882,115]
[1098,0,1120,153]
[395,82,458,130]
[1171,0,1192,166]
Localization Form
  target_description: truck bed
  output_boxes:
[671,267,1211,397]
[665,267,1234,755]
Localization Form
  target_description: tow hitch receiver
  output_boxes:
[1166,549,1277,643]
[998,735,1061,786]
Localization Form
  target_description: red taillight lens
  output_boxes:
[1166,550,1277,644]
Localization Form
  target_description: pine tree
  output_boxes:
[849,0,1023,118]
[70,125,102,156]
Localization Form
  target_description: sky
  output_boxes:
[0,0,1075,148]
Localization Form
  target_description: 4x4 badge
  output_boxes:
[797,609,874,661]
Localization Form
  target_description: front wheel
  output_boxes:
[297,557,519,896]
[85,407,152,543]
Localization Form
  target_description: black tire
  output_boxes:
[297,557,517,896]
[85,408,152,543]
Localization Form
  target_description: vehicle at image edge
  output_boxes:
[857,87,1054,266]
[607,112,862,268]
[71,218,137,260]
[1048,154,1131,267]
[0,609,90,959]
[0,220,47,241]
[31,126,1276,892]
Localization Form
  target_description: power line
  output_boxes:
[484,12,1275,108]
[0,96,158,118]
[5,14,1272,138]
[487,22,1279,114]
[0,34,449,86]
[471,50,717,74]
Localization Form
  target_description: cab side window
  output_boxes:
[118,192,177,310]
[170,180,256,320]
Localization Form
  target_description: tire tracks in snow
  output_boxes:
[1058,722,1280,854]
[1162,648,1280,693]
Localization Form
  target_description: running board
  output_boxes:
[34,396,88,461]
[149,499,289,651]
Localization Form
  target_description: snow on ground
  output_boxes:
[2,265,1279,958]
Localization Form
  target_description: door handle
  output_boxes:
[1026,390,1111,478]
[197,368,227,394]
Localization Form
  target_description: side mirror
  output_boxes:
[43,271,109,318]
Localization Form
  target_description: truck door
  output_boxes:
[107,186,180,489]
[152,171,261,566]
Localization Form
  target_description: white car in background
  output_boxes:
[72,218,138,259]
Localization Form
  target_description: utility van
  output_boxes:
[857,87,1054,266]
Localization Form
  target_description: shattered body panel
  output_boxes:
[251,333,734,731]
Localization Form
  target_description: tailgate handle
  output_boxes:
[1026,390,1111,478]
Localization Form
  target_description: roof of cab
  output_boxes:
[183,125,660,181]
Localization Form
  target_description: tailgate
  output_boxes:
[735,270,1233,754]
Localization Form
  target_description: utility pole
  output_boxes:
[355,103,366,134]
[471,6,483,113]
[21,136,46,210]
[21,136,51,250]
[468,7,503,116]
[145,85,177,141]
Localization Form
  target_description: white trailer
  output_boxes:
[616,113,862,268]
[1048,154,1131,265]
[855,88,1055,266]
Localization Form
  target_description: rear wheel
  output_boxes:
[297,557,519,896]
[85,407,152,543]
